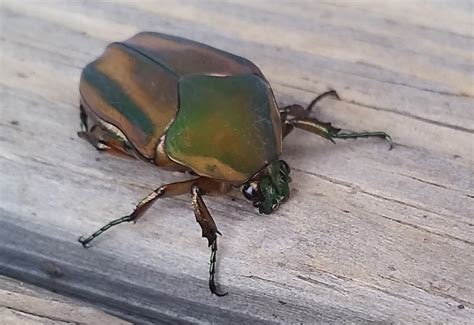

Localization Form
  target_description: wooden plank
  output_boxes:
[0,0,473,324]
[0,276,131,324]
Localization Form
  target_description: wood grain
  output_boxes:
[0,0,473,324]
[0,276,131,324]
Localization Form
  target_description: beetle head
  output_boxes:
[242,160,291,214]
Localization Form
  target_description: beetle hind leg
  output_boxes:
[78,179,198,247]
[78,105,139,158]
[79,104,89,131]
[77,126,112,152]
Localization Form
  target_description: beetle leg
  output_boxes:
[279,104,307,120]
[78,179,199,247]
[279,90,340,120]
[79,103,143,159]
[78,127,133,158]
[289,117,393,149]
[78,177,230,296]
[191,185,227,296]
[79,104,89,131]
[305,89,340,113]
[78,123,140,159]
[281,90,391,148]
[280,90,340,138]
[282,121,295,138]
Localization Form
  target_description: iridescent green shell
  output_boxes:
[80,32,282,184]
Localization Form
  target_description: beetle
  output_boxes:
[78,32,392,296]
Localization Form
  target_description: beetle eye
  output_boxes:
[242,183,260,201]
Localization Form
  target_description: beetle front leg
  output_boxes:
[191,185,227,296]
[280,90,340,119]
[280,90,340,138]
[78,179,198,247]
[280,90,392,148]
[289,118,393,149]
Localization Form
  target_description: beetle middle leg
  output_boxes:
[78,177,230,296]
[280,90,392,148]
[191,184,228,296]
[79,179,197,247]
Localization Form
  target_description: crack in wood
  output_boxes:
[344,99,474,134]
[379,274,474,308]
[2,306,79,324]
[379,214,473,246]
[296,275,349,295]
[291,167,472,245]
[307,266,467,310]
[276,72,473,101]
[295,167,462,218]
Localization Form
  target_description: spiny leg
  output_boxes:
[280,90,341,138]
[78,105,138,158]
[306,89,340,113]
[78,127,136,158]
[78,179,198,247]
[191,185,227,296]
[78,126,112,152]
[79,103,106,151]
[290,118,393,149]
[79,177,230,296]
[279,90,340,119]
[282,122,295,139]
[209,240,222,296]
[333,131,393,148]
[280,90,391,147]
[279,104,307,120]
[79,104,89,131]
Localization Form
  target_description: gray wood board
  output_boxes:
[0,275,131,325]
[0,0,473,324]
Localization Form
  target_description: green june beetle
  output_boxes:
[78,32,392,296]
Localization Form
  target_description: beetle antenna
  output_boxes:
[209,239,228,296]
[306,90,340,113]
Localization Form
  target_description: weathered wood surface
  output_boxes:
[0,0,473,324]
[0,276,131,324]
